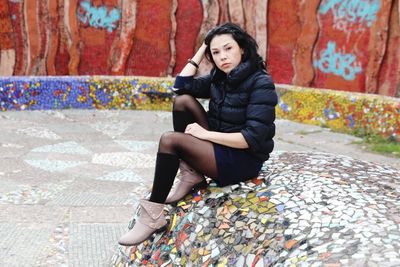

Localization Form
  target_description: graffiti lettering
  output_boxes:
[314,41,362,80]
[77,0,121,32]
[319,0,380,27]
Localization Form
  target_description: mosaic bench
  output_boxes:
[111,151,400,266]
[0,76,399,141]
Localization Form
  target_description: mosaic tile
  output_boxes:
[16,127,62,140]
[91,152,155,168]
[24,159,88,172]
[111,152,400,266]
[1,143,24,148]
[96,169,145,183]
[0,77,399,140]
[32,141,91,155]
[90,122,132,139]
[114,140,157,152]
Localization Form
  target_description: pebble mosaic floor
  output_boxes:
[112,152,400,267]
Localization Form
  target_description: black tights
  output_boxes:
[149,95,218,203]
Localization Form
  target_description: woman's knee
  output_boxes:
[173,94,196,111]
[159,131,181,151]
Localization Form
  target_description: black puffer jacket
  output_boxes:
[173,60,277,161]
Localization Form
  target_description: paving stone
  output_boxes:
[69,223,126,267]
[49,192,137,206]
[0,223,53,266]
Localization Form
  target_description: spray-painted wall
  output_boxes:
[0,0,399,97]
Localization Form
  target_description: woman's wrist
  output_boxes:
[190,43,207,66]
[178,43,207,76]
[187,59,199,68]
[203,130,215,142]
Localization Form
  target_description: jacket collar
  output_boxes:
[210,60,257,87]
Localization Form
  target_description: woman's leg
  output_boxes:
[119,95,214,246]
[172,94,209,132]
[119,133,216,246]
[149,132,217,203]
[148,94,215,204]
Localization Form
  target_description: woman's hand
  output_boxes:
[185,123,209,140]
[185,122,249,149]
[179,43,208,77]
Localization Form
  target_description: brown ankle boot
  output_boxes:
[118,200,168,246]
[165,161,208,204]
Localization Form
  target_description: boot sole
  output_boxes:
[193,179,209,191]
[155,224,168,233]
[165,179,209,205]
[118,224,168,247]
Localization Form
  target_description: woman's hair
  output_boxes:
[204,22,265,70]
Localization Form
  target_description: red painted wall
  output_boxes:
[0,0,399,97]
[267,0,301,84]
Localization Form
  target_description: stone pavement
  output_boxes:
[0,110,399,267]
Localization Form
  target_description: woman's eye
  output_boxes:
[212,51,219,55]
[226,47,231,50]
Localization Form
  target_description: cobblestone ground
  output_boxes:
[0,110,398,266]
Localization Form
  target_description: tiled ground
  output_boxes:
[0,223,53,266]
[69,223,126,267]
[0,110,398,267]
[113,152,400,266]
[0,110,165,267]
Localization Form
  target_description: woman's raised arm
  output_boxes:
[179,43,207,77]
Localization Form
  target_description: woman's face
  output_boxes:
[210,34,243,74]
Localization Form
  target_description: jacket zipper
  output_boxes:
[218,82,226,131]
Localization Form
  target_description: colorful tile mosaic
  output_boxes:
[111,152,400,266]
[0,77,174,111]
[0,77,398,141]
[276,85,400,141]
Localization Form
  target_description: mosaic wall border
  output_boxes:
[0,76,174,111]
[276,85,400,141]
[0,76,399,141]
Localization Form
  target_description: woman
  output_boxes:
[118,22,277,246]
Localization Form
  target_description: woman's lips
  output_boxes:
[221,63,230,68]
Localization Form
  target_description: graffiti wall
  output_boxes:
[0,0,399,97]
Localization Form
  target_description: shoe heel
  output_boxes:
[192,179,208,191]
[156,224,168,233]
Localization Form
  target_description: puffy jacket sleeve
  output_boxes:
[240,75,277,153]
[172,75,212,98]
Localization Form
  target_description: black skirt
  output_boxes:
[212,143,263,187]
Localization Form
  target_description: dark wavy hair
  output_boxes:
[204,22,266,70]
